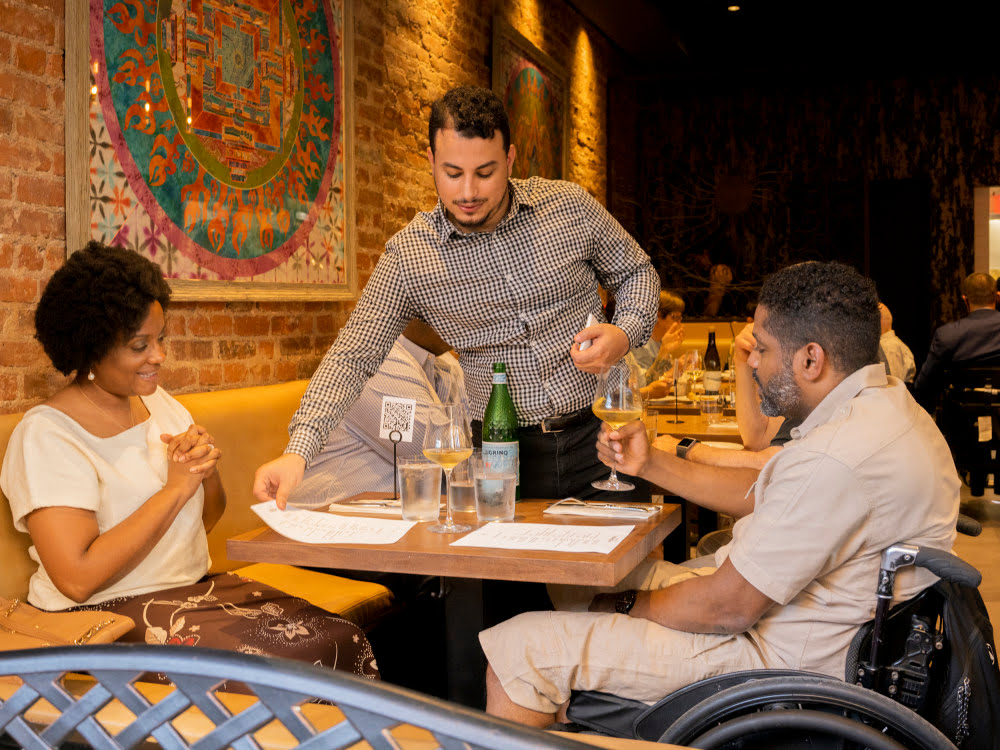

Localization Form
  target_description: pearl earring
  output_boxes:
[87,370,95,381]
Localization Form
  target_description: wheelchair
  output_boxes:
[562,528,998,749]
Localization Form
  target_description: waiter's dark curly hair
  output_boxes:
[35,241,171,376]
[758,261,880,375]
[429,85,511,154]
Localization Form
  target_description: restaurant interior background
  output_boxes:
[2,0,1000,414]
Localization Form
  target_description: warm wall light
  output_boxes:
[728,5,741,10]
[991,191,1000,218]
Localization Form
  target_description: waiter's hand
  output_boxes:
[596,420,650,478]
[571,323,630,373]
[252,453,306,509]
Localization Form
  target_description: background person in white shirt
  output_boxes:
[631,290,685,383]
[288,319,466,507]
[878,302,916,383]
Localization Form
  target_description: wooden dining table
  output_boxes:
[228,498,681,708]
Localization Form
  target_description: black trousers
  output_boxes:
[472,411,650,502]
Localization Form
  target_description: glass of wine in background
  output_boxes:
[591,360,644,491]
[422,402,473,533]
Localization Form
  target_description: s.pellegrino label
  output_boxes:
[482,362,520,499]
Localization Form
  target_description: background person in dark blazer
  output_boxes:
[914,272,1000,409]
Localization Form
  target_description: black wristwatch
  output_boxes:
[676,436,699,459]
[615,589,638,615]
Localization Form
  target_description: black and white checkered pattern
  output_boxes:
[287,177,659,463]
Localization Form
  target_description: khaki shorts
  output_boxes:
[480,560,768,713]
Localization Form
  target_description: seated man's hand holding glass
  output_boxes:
[595,419,650,482]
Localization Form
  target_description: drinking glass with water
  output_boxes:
[472,453,517,522]
[397,457,442,522]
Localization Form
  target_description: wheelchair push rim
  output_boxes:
[658,675,956,750]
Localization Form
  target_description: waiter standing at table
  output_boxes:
[253,85,659,507]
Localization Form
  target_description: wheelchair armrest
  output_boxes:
[956,513,982,537]
[914,547,981,587]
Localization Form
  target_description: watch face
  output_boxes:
[677,437,697,458]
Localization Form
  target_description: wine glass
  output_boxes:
[683,348,703,388]
[422,402,473,533]
[591,360,644,491]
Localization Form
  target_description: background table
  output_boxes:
[228,499,681,707]
[655,412,742,444]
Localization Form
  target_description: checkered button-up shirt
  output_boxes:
[287,177,659,464]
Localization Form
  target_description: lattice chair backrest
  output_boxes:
[0,645,592,750]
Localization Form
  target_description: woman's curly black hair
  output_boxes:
[35,242,171,376]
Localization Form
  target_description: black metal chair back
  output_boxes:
[938,364,1000,495]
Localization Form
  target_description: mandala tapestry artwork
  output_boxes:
[88,0,349,290]
[493,22,566,180]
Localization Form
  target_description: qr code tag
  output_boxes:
[380,397,417,442]
[978,415,992,443]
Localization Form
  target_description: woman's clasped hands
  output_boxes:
[161,424,221,481]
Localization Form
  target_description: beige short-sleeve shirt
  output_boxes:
[1,387,210,610]
[724,365,959,676]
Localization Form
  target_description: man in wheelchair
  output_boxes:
[480,261,961,732]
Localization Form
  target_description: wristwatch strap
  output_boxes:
[615,589,638,615]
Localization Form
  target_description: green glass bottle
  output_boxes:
[482,362,520,499]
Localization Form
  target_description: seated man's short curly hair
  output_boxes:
[758,260,880,375]
[35,241,171,376]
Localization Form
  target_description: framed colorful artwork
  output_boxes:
[491,19,568,180]
[65,0,357,301]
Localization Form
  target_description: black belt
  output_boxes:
[521,406,594,434]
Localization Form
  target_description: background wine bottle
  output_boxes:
[704,327,722,371]
[482,362,520,499]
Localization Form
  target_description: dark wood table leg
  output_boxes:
[662,495,689,562]
[444,577,486,708]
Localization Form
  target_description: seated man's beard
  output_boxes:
[752,366,801,418]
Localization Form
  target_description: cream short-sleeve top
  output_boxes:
[1,387,210,610]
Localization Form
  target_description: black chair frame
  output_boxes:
[937,364,1000,496]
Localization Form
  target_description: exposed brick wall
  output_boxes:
[0,0,616,414]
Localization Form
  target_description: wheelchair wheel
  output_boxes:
[658,675,956,750]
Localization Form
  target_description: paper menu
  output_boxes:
[251,501,414,544]
[449,522,633,554]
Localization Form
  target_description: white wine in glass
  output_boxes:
[592,361,643,491]
[422,402,473,533]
